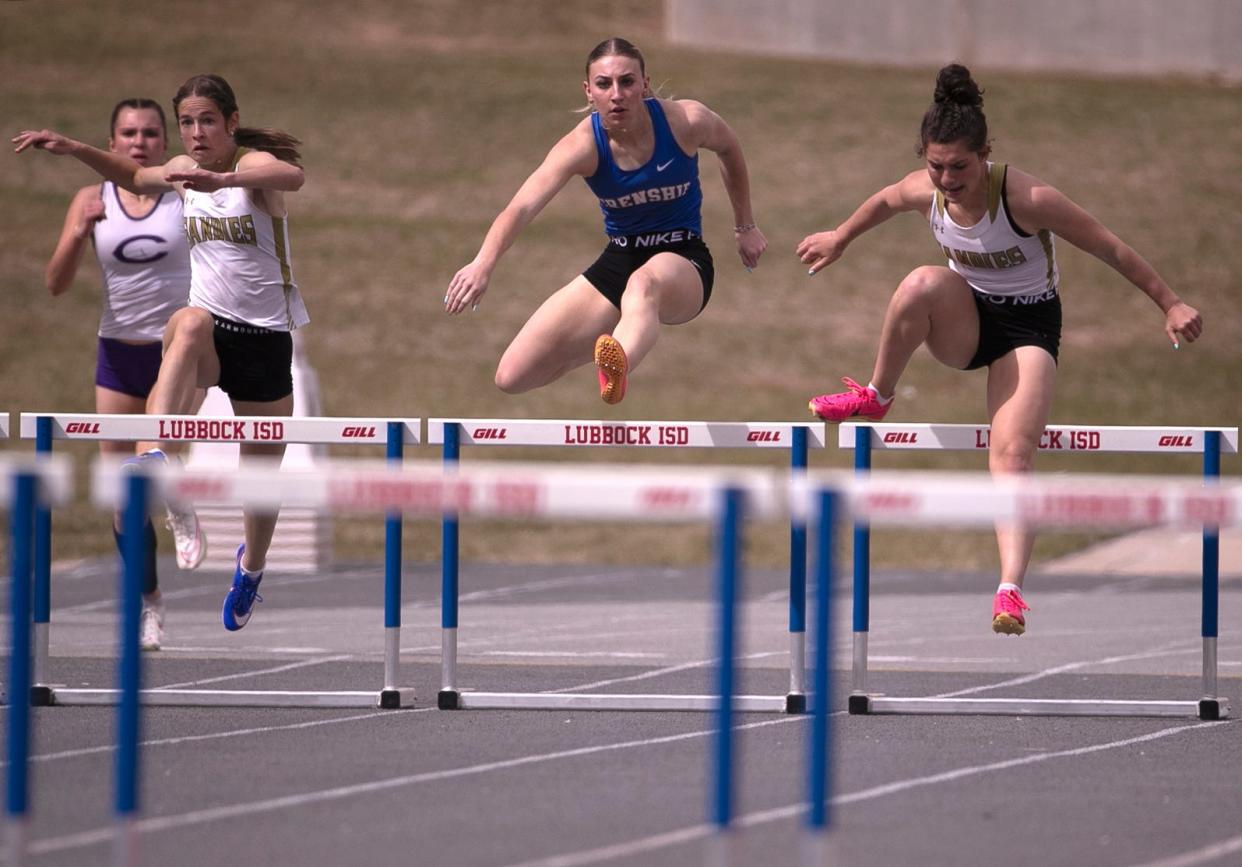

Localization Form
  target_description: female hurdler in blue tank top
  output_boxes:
[446,37,767,405]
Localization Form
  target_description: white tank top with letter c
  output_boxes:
[93,181,190,341]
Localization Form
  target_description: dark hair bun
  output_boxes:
[933,63,984,108]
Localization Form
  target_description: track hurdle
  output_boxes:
[1,412,10,439]
[19,412,419,709]
[92,457,806,854]
[427,418,825,713]
[3,454,72,867]
[840,422,1239,719]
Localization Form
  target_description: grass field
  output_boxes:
[2,1,1239,573]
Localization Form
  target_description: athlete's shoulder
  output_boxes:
[164,154,197,172]
[661,97,711,128]
[894,168,936,208]
[69,182,104,207]
[1002,165,1068,218]
[236,148,278,169]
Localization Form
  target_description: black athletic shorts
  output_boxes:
[211,315,294,402]
[966,289,1062,370]
[582,229,714,311]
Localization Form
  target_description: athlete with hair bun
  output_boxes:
[445,36,766,405]
[797,63,1202,635]
[17,73,310,634]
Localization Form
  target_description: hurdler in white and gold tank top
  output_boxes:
[929,162,1059,300]
[182,161,309,331]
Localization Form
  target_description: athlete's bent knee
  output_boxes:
[494,361,529,395]
[165,308,214,353]
[894,266,952,305]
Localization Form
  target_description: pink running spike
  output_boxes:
[808,377,892,422]
[992,587,1031,636]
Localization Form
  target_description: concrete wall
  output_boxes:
[666,0,1242,80]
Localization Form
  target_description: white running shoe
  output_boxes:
[139,605,164,651]
[123,448,208,569]
[166,501,207,570]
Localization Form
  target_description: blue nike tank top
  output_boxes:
[584,98,702,237]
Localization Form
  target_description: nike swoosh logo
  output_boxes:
[656,159,674,172]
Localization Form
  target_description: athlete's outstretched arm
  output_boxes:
[165,149,303,193]
[683,100,767,269]
[444,122,596,316]
[797,170,932,275]
[13,129,170,194]
[1007,168,1202,348]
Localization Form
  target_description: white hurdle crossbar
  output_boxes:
[428,419,825,713]
[19,412,419,709]
[0,412,10,439]
[839,423,1238,719]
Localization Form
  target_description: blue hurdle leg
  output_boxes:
[1200,430,1224,721]
[711,487,744,833]
[808,488,838,831]
[849,425,872,713]
[381,421,405,709]
[115,472,148,864]
[438,423,462,710]
[6,472,37,864]
[787,425,809,714]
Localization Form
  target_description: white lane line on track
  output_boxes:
[1129,833,1242,867]
[505,719,1232,867]
[154,655,355,690]
[456,570,635,603]
[552,651,783,694]
[54,572,338,614]
[27,716,799,856]
[0,710,408,768]
[934,640,1200,698]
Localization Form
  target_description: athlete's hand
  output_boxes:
[12,129,78,156]
[76,196,107,239]
[1165,301,1202,349]
[165,167,229,192]
[445,261,490,315]
[735,225,767,270]
[797,230,848,275]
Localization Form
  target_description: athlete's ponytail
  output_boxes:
[918,63,989,156]
[173,74,303,166]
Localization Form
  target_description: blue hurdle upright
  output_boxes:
[841,422,1238,719]
[428,418,824,713]
[3,455,72,866]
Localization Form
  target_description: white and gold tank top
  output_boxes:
[929,162,1059,299]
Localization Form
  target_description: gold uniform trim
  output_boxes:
[270,215,296,328]
[987,162,1006,223]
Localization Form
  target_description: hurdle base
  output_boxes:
[848,693,871,715]
[1199,698,1230,721]
[379,688,415,709]
[438,689,461,710]
[30,685,54,707]
[446,691,790,712]
[44,687,414,709]
[784,692,806,714]
[854,695,1221,718]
